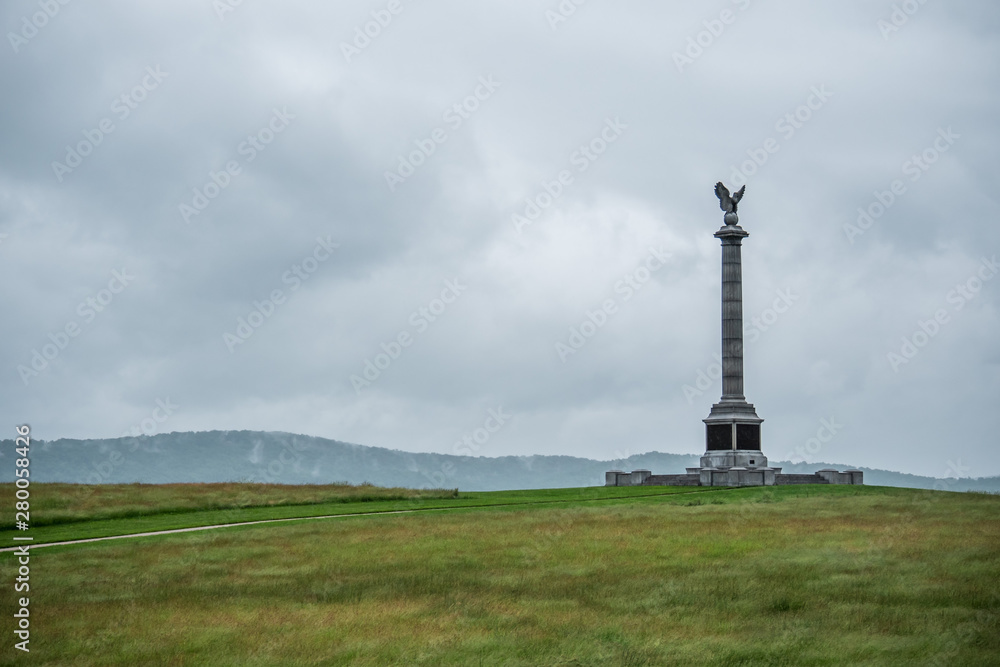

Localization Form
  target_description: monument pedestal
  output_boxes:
[703,400,764,465]
[695,398,774,484]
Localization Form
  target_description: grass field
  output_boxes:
[0,482,461,529]
[0,484,708,546]
[2,484,998,665]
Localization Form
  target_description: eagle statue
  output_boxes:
[714,182,745,225]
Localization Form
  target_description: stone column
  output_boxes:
[716,225,749,401]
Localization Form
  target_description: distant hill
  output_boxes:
[1,430,998,493]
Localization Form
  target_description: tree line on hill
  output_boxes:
[1,430,997,493]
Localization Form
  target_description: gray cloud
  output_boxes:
[2,0,998,478]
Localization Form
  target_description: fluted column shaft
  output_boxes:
[714,226,749,401]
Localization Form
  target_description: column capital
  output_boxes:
[714,224,749,241]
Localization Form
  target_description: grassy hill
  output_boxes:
[2,483,998,665]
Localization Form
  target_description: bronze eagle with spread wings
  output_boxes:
[715,182,745,225]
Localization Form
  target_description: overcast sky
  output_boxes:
[2,0,998,478]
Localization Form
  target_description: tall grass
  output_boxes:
[0,482,459,528]
[4,486,998,665]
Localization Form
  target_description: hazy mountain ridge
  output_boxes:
[1,431,997,492]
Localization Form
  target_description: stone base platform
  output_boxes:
[605,467,862,488]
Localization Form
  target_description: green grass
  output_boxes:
[0,482,461,529]
[0,483,720,545]
[1,484,998,665]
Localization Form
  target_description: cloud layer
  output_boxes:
[2,0,998,478]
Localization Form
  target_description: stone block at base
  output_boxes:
[643,474,700,486]
[630,469,652,485]
[605,467,862,487]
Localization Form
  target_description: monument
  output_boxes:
[606,183,862,487]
